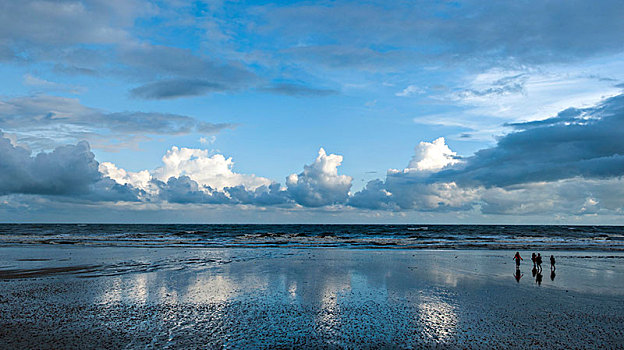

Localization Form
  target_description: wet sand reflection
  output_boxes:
[2,248,623,348]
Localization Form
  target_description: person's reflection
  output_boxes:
[536,270,543,286]
[532,267,537,278]
[514,267,523,283]
[550,269,556,281]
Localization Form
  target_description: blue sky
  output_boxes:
[1,0,624,223]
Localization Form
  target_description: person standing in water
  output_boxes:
[550,255,556,271]
[536,253,543,272]
[531,253,537,268]
[513,252,523,267]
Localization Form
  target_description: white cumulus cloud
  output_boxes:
[105,146,272,192]
[98,162,153,193]
[396,137,460,173]
[286,148,352,207]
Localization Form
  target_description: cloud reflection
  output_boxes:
[417,296,458,342]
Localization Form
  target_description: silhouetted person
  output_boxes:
[536,271,543,286]
[550,255,556,271]
[536,253,542,272]
[513,252,523,267]
[532,266,537,278]
[531,253,537,268]
[550,269,556,281]
[514,267,523,283]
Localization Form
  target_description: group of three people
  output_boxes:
[513,252,556,284]
[513,252,555,270]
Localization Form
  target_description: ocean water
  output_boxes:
[0,224,623,250]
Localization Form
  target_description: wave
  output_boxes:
[1,224,623,251]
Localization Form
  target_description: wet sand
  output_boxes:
[1,247,623,348]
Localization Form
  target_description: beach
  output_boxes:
[1,246,623,349]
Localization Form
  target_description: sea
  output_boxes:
[0,224,623,251]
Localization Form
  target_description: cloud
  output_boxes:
[0,136,97,195]
[130,79,227,99]
[453,74,527,99]
[0,2,258,97]
[104,147,357,208]
[150,177,291,206]
[418,65,624,142]
[347,179,394,210]
[0,0,147,46]
[351,94,624,214]
[259,83,338,97]
[120,44,258,99]
[433,94,624,187]
[23,74,85,93]
[350,137,466,210]
[0,95,233,150]
[24,74,64,89]
[119,44,252,80]
[4,93,624,218]
[0,137,286,206]
[396,85,425,97]
[98,161,153,193]
[103,146,291,206]
[256,1,624,67]
[280,45,413,72]
[0,133,140,201]
[286,148,352,207]
[351,175,479,212]
[479,177,624,216]
[226,184,290,206]
[103,147,356,208]
[153,176,230,204]
[152,146,272,191]
[401,137,461,173]
[349,138,471,210]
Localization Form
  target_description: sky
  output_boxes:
[1,0,624,223]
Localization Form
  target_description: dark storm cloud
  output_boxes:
[0,134,139,202]
[0,136,98,195]
[434,94,624,187]
[259,83,338,97]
